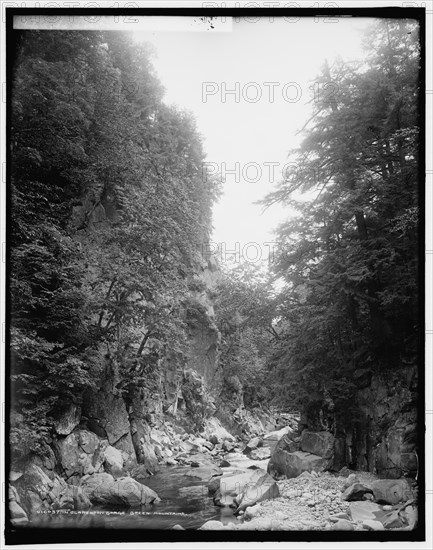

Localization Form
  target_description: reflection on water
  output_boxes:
[29,465,239,530]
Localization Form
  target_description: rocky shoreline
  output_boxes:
[9,414,418,533]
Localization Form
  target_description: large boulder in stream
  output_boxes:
[80,472,159,507]
[14,463,91,515]
[212,468,279,512]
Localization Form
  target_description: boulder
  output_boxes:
[84,390,130,445]
[341,483,373,501]
[9,500,28,522]
[249,447,271,461]
[342,473,360,491]
[371,479,413,505]
[54,430,106,479]
[199,520,228,530]
[244,437,262,454]
[300,431,334,459]
[267,450,331,479]
[135,437,159,473]
[234,471,279,514]
[262,426,294,452]
[130,464,152,482]
[53,404,81,436]
[80,473,159,507]
[214,469,264,507]
[362,519,385,531]
[15,464,91,515]
[333,519,354,531]
[402,505,418,529]
[382,510,405,529]
[103,445,124,477]
[222,440,235,452]
[219,460,231,468]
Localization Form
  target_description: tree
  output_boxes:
[262,20,420,430]
[9,30,218,458]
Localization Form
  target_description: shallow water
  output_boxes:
[29,464,241,530]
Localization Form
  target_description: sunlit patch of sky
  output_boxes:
[133,16,372,267]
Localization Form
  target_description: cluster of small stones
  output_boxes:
[223,470,416,532]
[235,471,352,530]
[149,420,239,467]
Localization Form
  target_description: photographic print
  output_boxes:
[3,4,426,546]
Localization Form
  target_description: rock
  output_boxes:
[10,517,30,527]
[371,479,413,505]
[235,471,279,513]
[208,477,221,496]
[383,504,393,511]
[10,471,23,483]
[202,417,236,445]
[219,460,231,468]
[54,404,81,436]
[362,519,385,531]
[244,437,262,453]
[64,485,92,511]
[262,426,294,452]
[349,501,381,522]
[329,512,351,522]
[300,431,335,459]
[54,430,105,479]
[84,390,130,445]
[9,500,28,521]
[382,510,405,529]
[165,458,177,465]
[185,460,222,482]
[172,524,185,530]
[80,473,159,507]
[15,464,90,515]
[339,466,352,477]
[103,445,124,477]
[341,483,373,501]
[130,464,152,481]
[249,447,271,461]
[135,439,159,474]
[244,503,261,519]
[222,440,235,452]
[267,450,332,479]
[342,473,359,491]
[403,505,418,528]
[214,469,264,508]
[333,519,354,531]
[199,520,227,530]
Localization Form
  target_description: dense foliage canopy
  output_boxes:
[10,30,218,457]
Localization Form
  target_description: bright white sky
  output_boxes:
[133,17,372,262]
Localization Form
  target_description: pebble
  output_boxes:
[334,519,355,531]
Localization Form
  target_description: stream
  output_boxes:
[28,453,269,530]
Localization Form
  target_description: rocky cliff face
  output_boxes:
[302,366,419,479]
[347,366,418,479]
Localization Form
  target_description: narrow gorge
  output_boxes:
[7,16,422,540]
